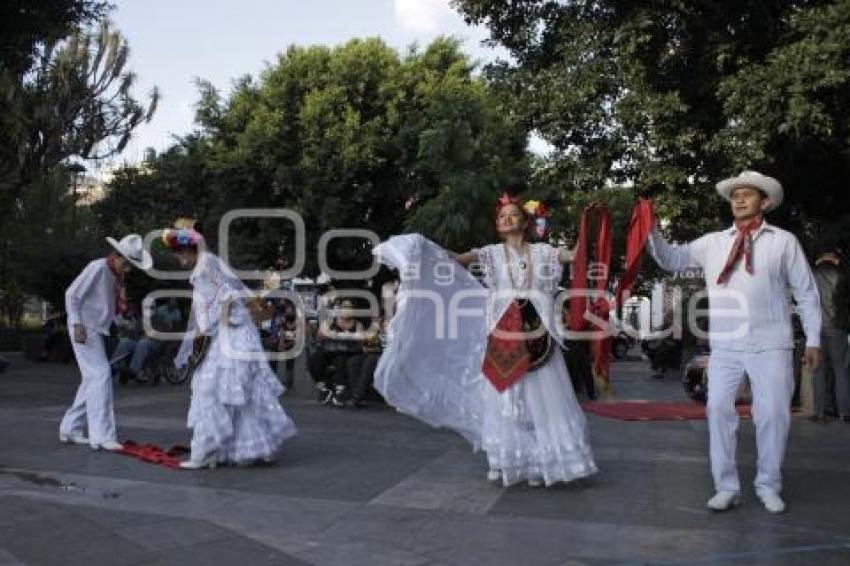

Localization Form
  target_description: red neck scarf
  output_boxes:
[716,215,763,285]
[106,254,129,315]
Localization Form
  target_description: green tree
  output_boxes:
[453,0,850,248]
[0,0,109,76]
[0,5,156,322]
[100,37,529,276]
[1,20,159,213]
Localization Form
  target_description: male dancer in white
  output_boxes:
[647,171,821,513]
[59,234,152,451]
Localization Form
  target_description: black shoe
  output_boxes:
[808,414,826,423]
[316,385,333,404]
[840,415,850,423]
[334,386,349,402]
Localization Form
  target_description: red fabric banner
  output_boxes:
[613,198,655,307]
[569,204,613,385]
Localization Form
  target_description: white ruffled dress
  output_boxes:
[180,252,297,464]
[374,234,596,486]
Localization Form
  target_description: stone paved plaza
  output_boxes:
[1,352,849,565]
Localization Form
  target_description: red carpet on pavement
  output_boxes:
[582,400,752,421]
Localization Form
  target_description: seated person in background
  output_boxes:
[124,300,178,382]
[273,299,300,391]
[346,315,385,408]
[381,274,399,320]
[110,304,143,381]
[262,299,299,391]
[39,312,71,362]
[647,337,683,380]
[308,298,365,407]
[158,298,184,332]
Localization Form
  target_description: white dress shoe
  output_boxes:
[527,478,543,487]
[179,454,217,470]
[707,491,740,511]
[487,469,501,482]
[91,441,124,451]
[757,490,786,514]
[59,433,89,445]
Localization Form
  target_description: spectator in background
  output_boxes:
[381,274,399,321]
[157,298,184,332]
[39,312,71,362]
[268,299,299,392]
[345,315,385,408]
[308,297,365,407]
[811,246,850,422]
[121,298,184,382]
[110,304,143,382]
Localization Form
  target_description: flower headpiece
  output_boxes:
[524,200,550,239]
[161,228,204,251]
[523,200,549,218]
[173,217,198,230]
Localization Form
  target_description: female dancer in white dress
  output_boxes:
[163,226,297,469]
[374,193,596,486]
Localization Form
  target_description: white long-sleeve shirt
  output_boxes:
[65,258,117,335]
[647,222,821,352]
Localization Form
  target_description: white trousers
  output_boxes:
[59,328,117,444]
[706,349,794,494]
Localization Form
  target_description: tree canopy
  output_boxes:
[97,37,530,276]
[0,2,157,321]
[453,0,850,248]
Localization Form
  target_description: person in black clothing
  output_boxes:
[563,340,596,400]
[308,298,365,407]
[811,246,850,422]
[345,315,386,408]
[39,312,71,362]
[268,299,299,391]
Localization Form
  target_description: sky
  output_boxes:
[106,0,540,168]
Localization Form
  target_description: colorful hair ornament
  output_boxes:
[523,200,550,218]
[162,228,203,251]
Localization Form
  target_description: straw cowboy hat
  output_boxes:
[106,234,153,270]
[715,170,784,212]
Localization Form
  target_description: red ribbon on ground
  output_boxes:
[118,441,190,469]
[569,203,613,386]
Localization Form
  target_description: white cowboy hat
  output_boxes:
[106,234,153,271]
[715,170,783,212]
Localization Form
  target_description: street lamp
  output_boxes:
[65,162,87,238]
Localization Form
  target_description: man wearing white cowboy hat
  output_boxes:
[59,234,153,451]
[646,170,822,514]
